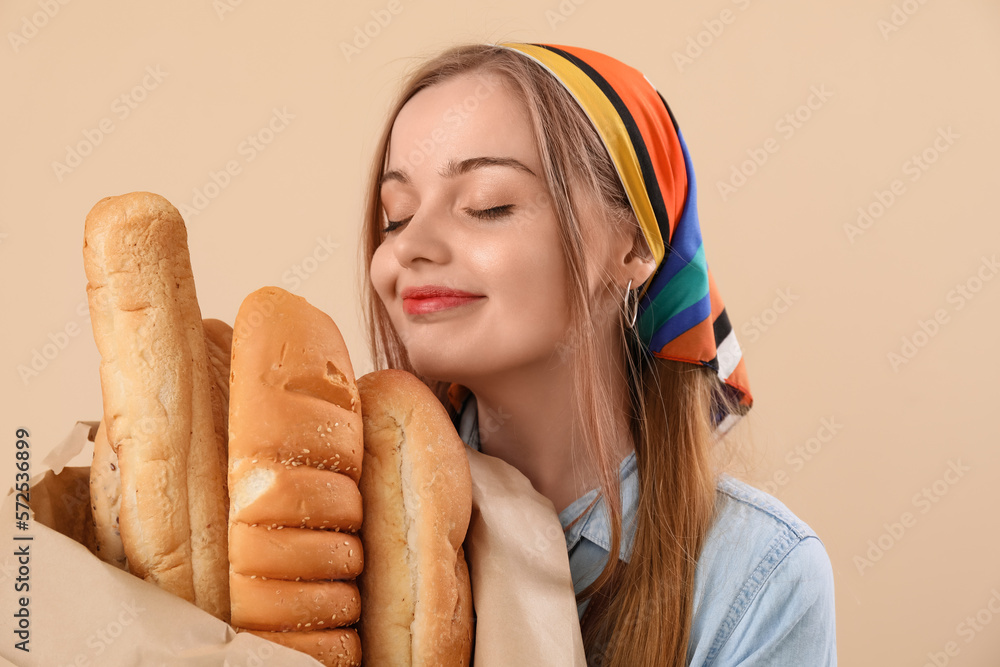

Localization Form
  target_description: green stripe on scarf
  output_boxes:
[637,244,709,343]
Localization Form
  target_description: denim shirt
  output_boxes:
[455,392,837,666]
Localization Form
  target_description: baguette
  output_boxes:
[89,420,127,570]
[89,317,234,576]
[83,192,230,621]
[203,317,234,495]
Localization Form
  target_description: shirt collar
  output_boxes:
[454,390,481,452]
[566,451,638,562]
[453,390,639,563]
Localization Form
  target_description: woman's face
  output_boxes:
[370,71,577,384]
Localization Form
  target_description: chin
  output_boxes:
[406,359,460,386]
[404,344,482,386]
[393,321,482,383]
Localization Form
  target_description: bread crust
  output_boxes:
[231,574,361,631]
[246,628,361,667]
[89,420,128,571]
[229,523,363,580]
[229,385,363,483]
[83,192,230,621]
[228,287,364,658]
[203,318,233,493]
[357,369,474,666]
[88,318,232,579]
[228,459,363,531]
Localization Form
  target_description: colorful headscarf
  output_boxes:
[447,42,752,433]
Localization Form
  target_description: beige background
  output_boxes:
[1,1,997,664]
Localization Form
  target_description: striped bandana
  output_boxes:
[497,42,753,431]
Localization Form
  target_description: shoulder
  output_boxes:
[687,474,837,666]
[701,474,830,577]
[712,472,821,545]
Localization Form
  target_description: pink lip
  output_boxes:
[401,285,484,315]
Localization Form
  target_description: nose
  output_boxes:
[390,201,451,268]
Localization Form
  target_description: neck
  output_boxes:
[464,336,634,515]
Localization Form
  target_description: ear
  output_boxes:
[623,244,657,288]
[610,224,657,289]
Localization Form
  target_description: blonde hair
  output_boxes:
[359,43,752,666]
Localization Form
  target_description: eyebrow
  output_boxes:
[379,156,536,186]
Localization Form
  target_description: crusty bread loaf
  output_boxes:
[89,318,233,577]
[83,192,230,622]
[356,369,475,666]
[228,286,363,667]
[89,421,127,571]
[203,318,234,494]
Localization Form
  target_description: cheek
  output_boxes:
[369,244,395,303]
[487,239,572,332]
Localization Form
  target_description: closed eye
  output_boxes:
[467,204,514,220]
[381,204,514,234]
[381,215,411,234]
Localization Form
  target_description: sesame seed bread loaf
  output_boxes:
[228,286,363,667]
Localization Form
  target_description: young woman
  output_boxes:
[361,42,836,666]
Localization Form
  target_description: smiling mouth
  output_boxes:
[402,295,485,316]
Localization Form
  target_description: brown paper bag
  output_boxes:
[464,448,588,666]
[0,422,585,666]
